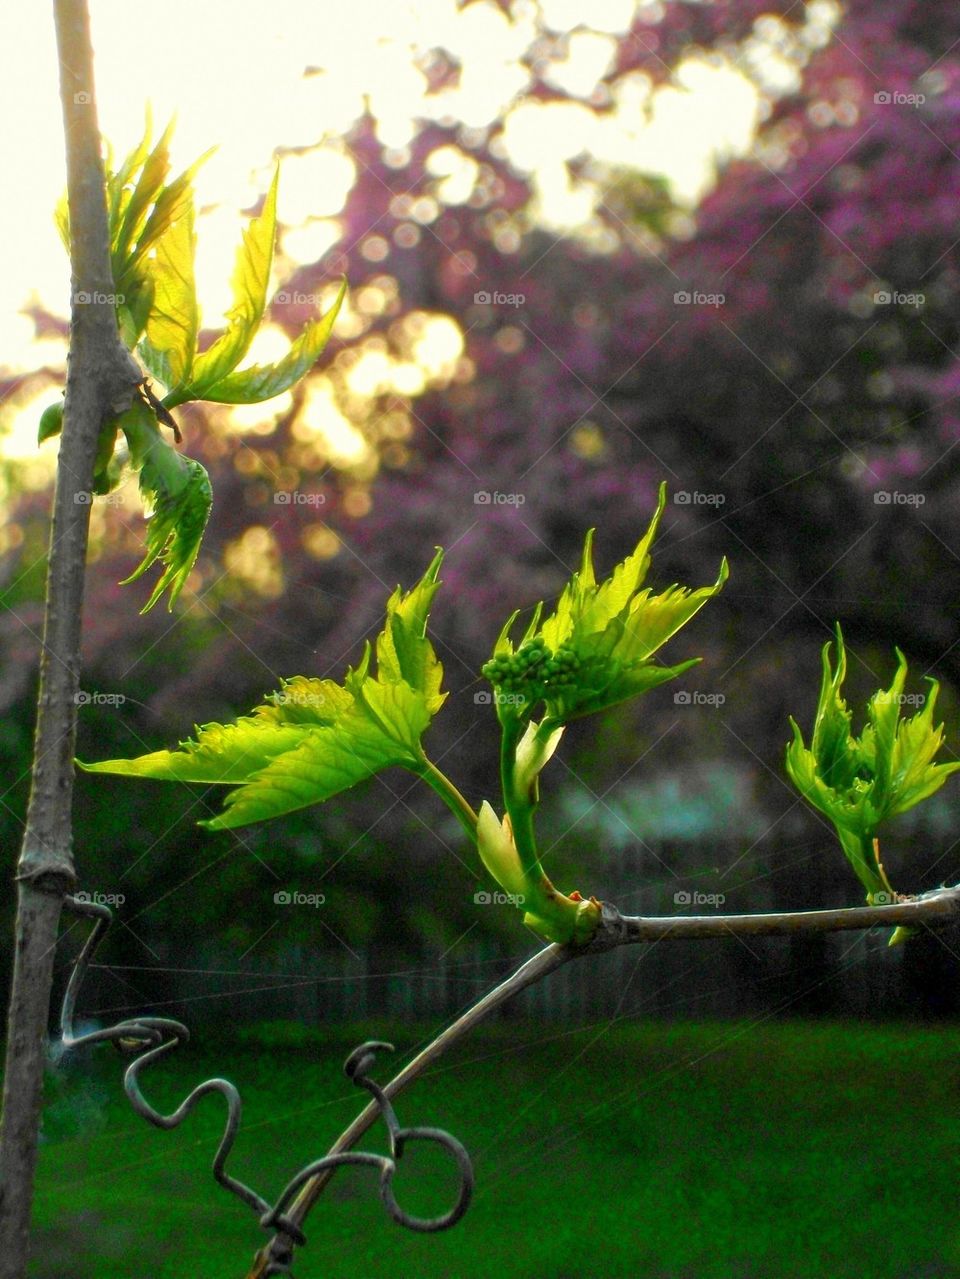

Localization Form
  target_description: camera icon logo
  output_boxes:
[474,291,491,305]
[674,890,692,905]
[474,491,491,504]
[674,491,691,504]
[74,491,93,505]
[474,690,492,704]
[474,890,492,904]
[673,291,691,304]
[74,91,92,105]
[673,691,692,705]
[273,890,292,905]
[874,91,892,104]
[874,491,891,504]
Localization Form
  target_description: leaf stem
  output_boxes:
[415,758,479,843]
[499,717,542,879]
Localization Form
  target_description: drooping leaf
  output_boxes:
[118,401,212,612]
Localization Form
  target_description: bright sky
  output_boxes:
[0,0,837,461]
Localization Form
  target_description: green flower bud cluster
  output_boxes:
[482,637,583,703]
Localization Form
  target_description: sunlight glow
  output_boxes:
[296,381,370,466]
[0,0,836,456]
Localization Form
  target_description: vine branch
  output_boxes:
[246,883,960,1276]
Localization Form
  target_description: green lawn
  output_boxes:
[29,1018,960,1278]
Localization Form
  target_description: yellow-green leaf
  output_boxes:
[185,169,280,399]
[194,279,345,405]
[139,200,198,395]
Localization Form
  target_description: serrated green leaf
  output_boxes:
[185,169,279,399]
[118,401,211,612]
[106,112,153,237]
[203,679,431,829]
[113,118,176,268]
[484,487,726,729]
[185,278,345,406]
[120,152,212,285]
[139,199,198,395]
[375,548,446,713]
[786,625,960,901]
[79,552,449,829]
[78,720,310,785]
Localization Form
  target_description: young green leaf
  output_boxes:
[113,118,177,268]
[38,401,64,444]
[482,482,728,728]
[786,625,960,907]
[118,401,212,612]
[78,555,448,828]
[183,279,346,406]
[205,678,432,829]
[375,547,445,713]
[182,169,280,399]
[48,117,342,614]
[138,198,198,395]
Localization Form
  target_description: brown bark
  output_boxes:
[0,3,139,1273]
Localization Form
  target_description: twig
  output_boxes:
[247,885,960,1276]
[0,4,139,1274]
[246,944,569,1276]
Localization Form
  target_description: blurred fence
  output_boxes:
[70,838,960,1029]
